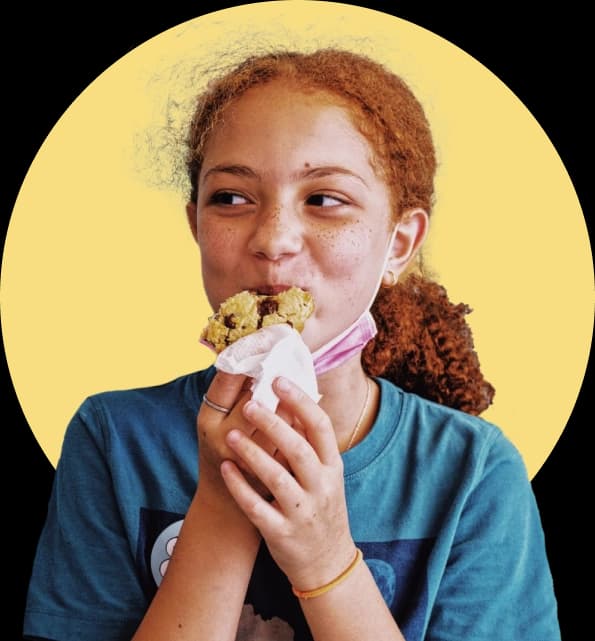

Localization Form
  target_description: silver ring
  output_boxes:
[202,394,232,414]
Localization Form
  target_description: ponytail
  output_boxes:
[363,274,495,415]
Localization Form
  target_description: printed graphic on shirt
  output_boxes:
[136,507,184,599]
[137,508,434,641]
[150,518,183,585]
[238,604,295,640]
[361,539,433,641]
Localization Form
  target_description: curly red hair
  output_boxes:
[186,48,495,414]
[363,275,494,414]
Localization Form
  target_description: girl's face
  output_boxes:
[190,81,396,352]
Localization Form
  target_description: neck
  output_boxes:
[316,356,378,451]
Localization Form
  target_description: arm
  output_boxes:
[426,430,562,641]
[297,558,405,641]
[220,376,406,641]
[23,401,151,640]
[132,371,262,641]
[131,484,260,641]
[24,372,269,641]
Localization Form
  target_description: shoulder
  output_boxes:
[82,367,214,417]
[377,377,528,482]
[63,367,216,452]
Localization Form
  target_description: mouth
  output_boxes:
[253,284,303,296]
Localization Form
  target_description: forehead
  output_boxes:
[201,80,380,174]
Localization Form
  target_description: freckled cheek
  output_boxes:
[321,249,364,280]
[312,227,387,318]
[197,225,243,270]
[313,227,372,278]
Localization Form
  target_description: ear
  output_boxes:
[382,208,429,286]
[186,201,199,243]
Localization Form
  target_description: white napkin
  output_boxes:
[215,324,321,411]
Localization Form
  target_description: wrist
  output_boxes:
[288,541,359,595]
[191,486,261,548]
[292,548,363,599]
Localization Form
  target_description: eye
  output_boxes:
[209,191,251,206]
[306,193,347,207]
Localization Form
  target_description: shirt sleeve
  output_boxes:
[426,431,561,641]
[23,398,147,641]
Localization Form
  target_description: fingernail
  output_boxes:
[243,399,258,417]
[220,460,233,474]
[276,377,290,393]
[226,429,241,444]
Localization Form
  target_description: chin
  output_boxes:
[301,319,335,354]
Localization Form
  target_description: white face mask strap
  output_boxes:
[371,223,399,306]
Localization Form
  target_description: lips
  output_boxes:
[253,284,302,295]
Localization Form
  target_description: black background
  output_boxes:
[4,3,591,639]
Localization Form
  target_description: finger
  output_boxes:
[275,400,294,428]
[220,459,286,535]
[250,429,284,463]
[250,400,294,464]
[199,371,248,421]
[241,401,321,489]
[272,446,290,471]
[225,428,303,510]
[273,377,340,466]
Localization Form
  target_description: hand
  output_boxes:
[198,371,289,497]
[198,371,250,473]
[220,376,357,592]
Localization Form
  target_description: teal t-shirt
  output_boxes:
[24,367,561,640]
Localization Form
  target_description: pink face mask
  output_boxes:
[311,310,378,376]
[311,224,399,376]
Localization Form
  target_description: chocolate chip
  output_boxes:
[258,297,279,316]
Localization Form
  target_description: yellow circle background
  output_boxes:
[1,1,592,477]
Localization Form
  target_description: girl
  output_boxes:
[24,48,561,641]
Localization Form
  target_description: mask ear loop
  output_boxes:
[311,224,399,363]
[369,223,400,303]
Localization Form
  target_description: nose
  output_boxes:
[247,202,303,261]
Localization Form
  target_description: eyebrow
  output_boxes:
[201,164,368,187]
[201,164,258,184]
[298,165,368,187]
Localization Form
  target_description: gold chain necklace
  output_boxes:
[344,377,372,451]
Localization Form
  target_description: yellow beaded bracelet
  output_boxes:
[292,548,363,600]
